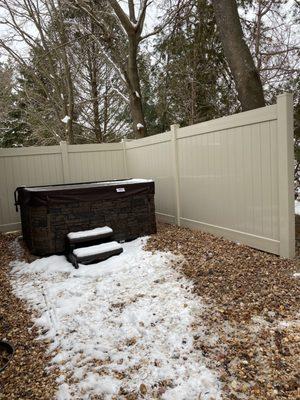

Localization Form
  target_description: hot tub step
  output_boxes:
[67,226,113,244]
[70,241,123,268]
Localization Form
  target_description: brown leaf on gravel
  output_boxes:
[0,233,59,400]
[145,223,300,400]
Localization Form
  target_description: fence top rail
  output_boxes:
[68,142,123,153]
[126,131,171,149]
[0,142,124,157]
[177,104,277,140]
[0,145,61,157]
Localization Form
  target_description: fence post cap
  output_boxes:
[277,92,293,99]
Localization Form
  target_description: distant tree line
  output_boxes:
[0,0,298,148]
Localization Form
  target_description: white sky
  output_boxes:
[0,0,298,62]
[0,0,162,61]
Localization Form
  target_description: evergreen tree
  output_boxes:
[0,62,31,147]
[152,0,236,130]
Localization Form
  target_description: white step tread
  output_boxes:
[73,241,122,258]
[67,226,113,240]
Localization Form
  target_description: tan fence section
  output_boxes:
[0,142,125,232]
[0,93,295,257]
[125,93,295,258]
[125,133,176,223]
[177,106,280,254]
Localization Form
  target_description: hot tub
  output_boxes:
[15,179,156,256]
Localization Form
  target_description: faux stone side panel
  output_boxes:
[26,194,156,255]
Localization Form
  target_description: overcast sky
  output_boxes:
[0,0,298,62]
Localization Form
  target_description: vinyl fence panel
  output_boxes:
[126,93,295,257]
[0,93,295,257]
[0,142,125,232]
[125,133,176,223]
[177,106,280,254]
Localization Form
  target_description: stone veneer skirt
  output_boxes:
[15,179,156,256]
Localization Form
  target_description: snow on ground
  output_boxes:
[10,238,221,400]
[295,200,300,215]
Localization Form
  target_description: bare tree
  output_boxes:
[0,0,131,144]
[74,0,181,138]
[245,0,299,97]
[0,0,77,143]
[212,0,266,111]
[108,0,148,137]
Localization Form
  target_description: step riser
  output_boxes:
[68,233,113,246]
[77,248,123,265]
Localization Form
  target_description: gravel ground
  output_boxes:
[0,232,59,400]
[1,225,299,400]
[145,223,300,400]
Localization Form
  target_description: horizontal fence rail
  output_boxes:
[0,93,295,257]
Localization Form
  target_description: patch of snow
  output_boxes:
[56,383,71,400]
[94,178,153,186]
[277,319,300,329]
[9,237,24,260]
[137,123,144,130]
[67,226,113,240]
[10,238,221,400]
[73,241,122,258]
[26,179,154,192]
[295,200,300,215]
[61,115,71,124]
[131,21,138,29]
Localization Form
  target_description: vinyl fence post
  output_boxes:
[171,124,181,226]
[60,141,70,183]
[122,138,128,179]
[277,93,295,258]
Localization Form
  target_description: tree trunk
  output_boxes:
[65,62,75,144]
[102,0,148,138]
[212,0,265,111]
[56,0,75,144]
[103,65,109,137]
[87,25,102,142]
[127,36,147,138]
[90,61,102,142]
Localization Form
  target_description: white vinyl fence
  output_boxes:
[0,93,295,257]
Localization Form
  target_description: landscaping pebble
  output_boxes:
[0,233,59,400]
[146,223,300,400]
[1,223,299,400]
